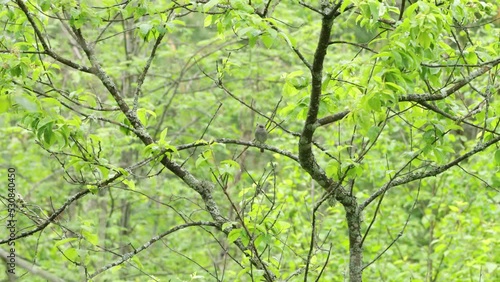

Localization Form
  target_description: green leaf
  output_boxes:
[54,237,78,247]
[82,230,99,246]
[494,149,500,165]
[137,108,155,125]
[159,128,168,143]
[325,160,340,180]
[433,147,445,163]
[340,0,352,13]
[220,159,241,170]
[418,32,431,49]
[132,256,143,269]
[367,126,380,141]
[123,179,136,190]
[237,267,251,278]
[204,0,220,12]
[261,33,274,48]
[40,0,51,11]
[195,151,210,168]
[87,184,98,194]
[232,0,254,13]
[62,247,78,261]
[369,1,380,21]
[204,15,213,27]
[227,228,241,243]
[0,95,12,113]
[386,82,405,94]
[139,23,152,34]
[368,96,381,111]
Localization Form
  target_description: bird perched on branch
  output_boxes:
[255,124,268,153]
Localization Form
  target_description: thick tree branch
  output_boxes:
[298,8,345,197]
[70,25,228,225]
[296,7,364,281]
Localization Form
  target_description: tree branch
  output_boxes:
[88,221,219,279]
[0,248,65,282]
[316,110,350,127]
[360,134,500,210]
[132,31,166,110]
[15,0,94,73]
[400,57,500,102]
[177,138,300,162]
[298,10,342,195]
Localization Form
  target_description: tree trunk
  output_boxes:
[346,206,363,282]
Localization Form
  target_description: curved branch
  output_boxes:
[400,57,500,102]
[88,221,219,279]
[1,189,87,244]
[360,134,500,210]
[15,0,94,73]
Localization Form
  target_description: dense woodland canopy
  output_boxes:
[0,0,499,281]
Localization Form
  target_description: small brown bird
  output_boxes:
[255,124,268,153]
